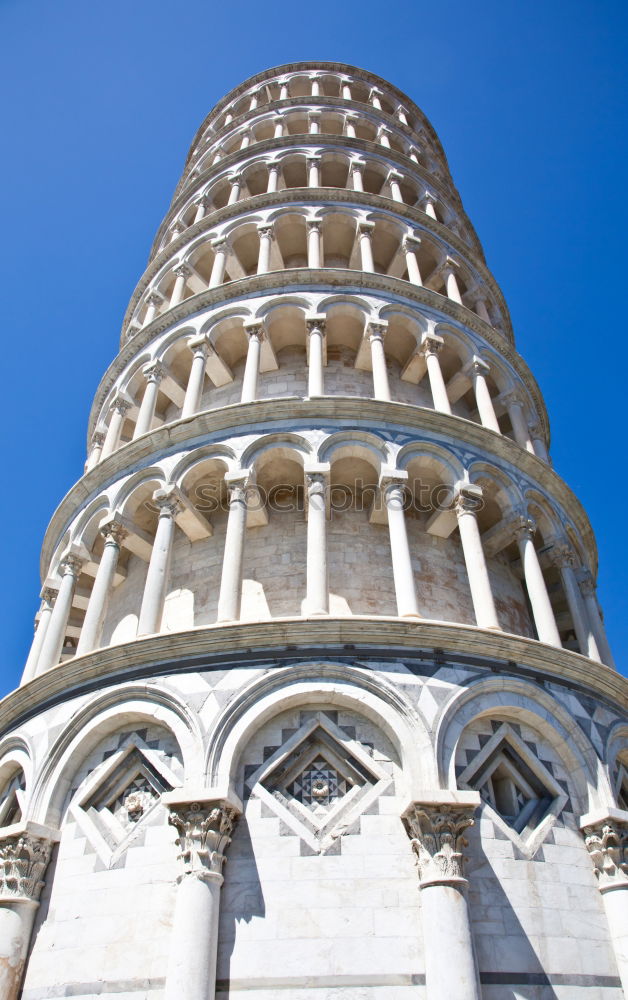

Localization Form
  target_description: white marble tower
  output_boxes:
[0,63,627,1000]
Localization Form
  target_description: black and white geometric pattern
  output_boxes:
[286,757,348,812]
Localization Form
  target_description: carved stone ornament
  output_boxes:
[168,801,239,880]
[402,803,476,886]
[583,820,628,890]
[0,834,53,902]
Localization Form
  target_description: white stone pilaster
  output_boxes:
[137,488,182,636]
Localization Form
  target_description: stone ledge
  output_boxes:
[44,397,592,582]
[5,617,626,737]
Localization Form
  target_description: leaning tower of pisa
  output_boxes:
[0,61,626,1000]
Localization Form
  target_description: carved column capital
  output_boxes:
[168,800,240,882]
[59,550,85,578]
[512,513,537,543]
[152,486,183,519]
[306,219,322,234]
[111,393,133,416]
[173,262,192,279]
[368,320,387,342]
[145,291,164,308]
[256,223,274,239]
[211,235,231,254]
[402,234,421,254]
[402,800,477,887]
[91,429,106,448]
[549,542,577,570]
[142,360,166,383]
[454,484,483,517]
[306,313,326,336]
[100,518,128,547]
[581,813,628,891]
[421,332,445,356]
[0,831,55,902]
[243,319,265,342]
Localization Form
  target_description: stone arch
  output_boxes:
[240,432,313,471]
[0,735,33,824]
[206,661,433,795]
[435,676,610,816]
[30,683,204,829]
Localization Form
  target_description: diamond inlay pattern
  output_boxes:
[286,758,348,812]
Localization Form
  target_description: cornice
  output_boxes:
[186,62,451,176]
[178,95,452,200]
[152,134,480,264]
[3,619,626,738]
[48,397,589,583]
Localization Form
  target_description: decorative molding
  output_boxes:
[168,800,239,881]
[0,831,54,902]
[582,816,628,891]
[402,801,477,886]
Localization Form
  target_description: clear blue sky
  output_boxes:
[0,0,626,690]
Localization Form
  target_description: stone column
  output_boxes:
[241,322,264,403]
[581,810,628,998]
[368,321,390,401]
[307,220,322,268]
[377,126,391,149]
[310,76,320,96]
[133,362,165,439]
[402,797,481,1000]
[36,551,84,673]
[86,430,105,471]
[182,335,210,419]
[101,395,132,460]
[273,114,284,137]
[421,192,438,220]
[397,105,409,125]
[388,170,404,202]
[209,237,230,288]
[303,464,330,615]
[143,291,163,325]
[227,173,242,205]
[358,222,375,272]
[580,574,616,669]
[422,334,452,414]
[351,158,365,192]
[502,391,534,452]
[529,423,550,463]
[380,471,420,617]
[307,156,320,188]
[0,826,57,1000]
[345,114,358,138]
[441,258,462,303]
[308,112,321,135]
[193,194,211,223]
[21,587,57,685]
[170,263,191,307]
[164,798,240,1000]
[217,472,250,622]
[467,357,500,433]
[267,163,280,193]
[240,130,251,150]
[306,315,326,396]
[256,224,273,274]
[279,79,289,99]
[76,520,127,657]
[550,545,602,661]
[341,81,352,99]
[137,489,181,636]
[402,235,423,285]
[514,516,562,648]
[370,87,383,109]
[472,295,491,324]
[455,487,500,630]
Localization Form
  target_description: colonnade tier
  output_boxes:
[151,140,482,263]
[180,62,451,192]
[129,191,508,346]
[91,310,545,470]
[26,417,609,684]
